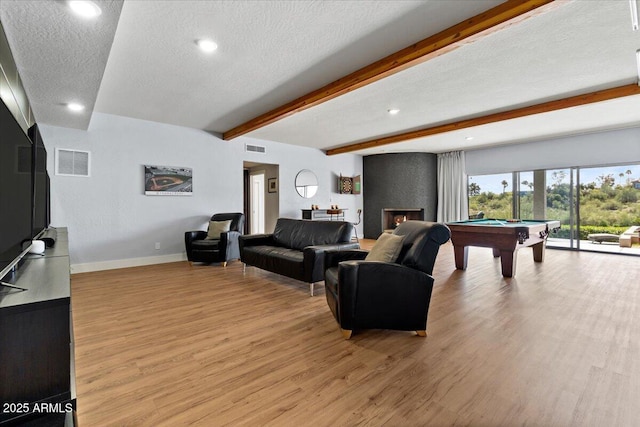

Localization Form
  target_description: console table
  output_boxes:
[301,208,347,221]
[0,228,76,426]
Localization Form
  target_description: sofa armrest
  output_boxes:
[338,260,433,290]
[185,230,207,261]
[324,249,369,270]
[303,242,360,283]
[239,233,275,249]
[185,230,207,243]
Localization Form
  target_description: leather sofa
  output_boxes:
[239,218,359,296]
[324,221,451,338]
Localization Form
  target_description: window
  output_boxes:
[468,173,513,219]
[517,171,534,220]
[578,165,639,238]
[468,164,640,255]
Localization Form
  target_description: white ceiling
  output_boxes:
[1,0,640,155]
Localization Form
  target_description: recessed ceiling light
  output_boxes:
[465,136,474,141]
[68,1,102,19]
[387,109,400,115]
[196,39,218,53]
[67,103,85,112]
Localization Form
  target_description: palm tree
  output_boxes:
[551,170,566,188]
[501,180,508,194]
[468,182,480,196]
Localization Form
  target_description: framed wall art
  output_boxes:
[268,177,278,193]
[144,165,193,196]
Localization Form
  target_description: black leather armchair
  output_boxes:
[324,221,451,339]
[185,213,244,266]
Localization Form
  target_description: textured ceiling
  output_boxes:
[1,0,640,155]
[250,0,640,152]
[0,0,123,129]
[94,0,495,133]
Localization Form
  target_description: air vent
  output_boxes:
[245,144,266,153]
[55,148,91,177]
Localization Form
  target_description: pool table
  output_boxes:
[447,219,561,278]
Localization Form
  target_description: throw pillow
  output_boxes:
[365,233,404,263]
[206,220,232,240]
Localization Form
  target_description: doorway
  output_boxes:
[250,172,265,234]
[243,162,279,235]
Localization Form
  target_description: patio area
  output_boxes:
[548,237,640,256]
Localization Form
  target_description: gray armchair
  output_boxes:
[185,213,244,266]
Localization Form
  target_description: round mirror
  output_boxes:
[295,169,318,198]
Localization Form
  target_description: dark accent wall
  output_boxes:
[363,153,437,238]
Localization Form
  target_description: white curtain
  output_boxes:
[437,151,468,222]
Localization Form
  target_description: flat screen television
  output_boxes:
[29,123,50,238]
[0,97,34,284]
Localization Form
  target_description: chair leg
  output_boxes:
[416,330,427,337]
[188,261,193,267]
[222,262,227,267]
[310,282,314,297]
[243,263,246,272]
[341,329,353,339]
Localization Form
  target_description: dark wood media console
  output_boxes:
[0,228,76,426]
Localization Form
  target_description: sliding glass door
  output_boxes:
[516,170,534,220]
[576,164,639,252]
[469,164,640,255]
[544,168,577,249]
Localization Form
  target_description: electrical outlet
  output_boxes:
[155,242,161,250]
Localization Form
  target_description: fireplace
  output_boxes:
[381,208,425,233]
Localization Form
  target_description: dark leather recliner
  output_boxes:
[185,213,244,266]
[324,221,451,339]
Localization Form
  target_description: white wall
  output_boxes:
[466,127,640,175]
[40,113,362,272]
[38,114,639,272]
[241,135,363,221]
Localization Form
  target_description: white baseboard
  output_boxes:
[71,253,187,274]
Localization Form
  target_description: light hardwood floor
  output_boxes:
[71,241,640,426]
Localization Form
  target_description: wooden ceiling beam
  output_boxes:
[325,84,640,155]
[222,0,558,141]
